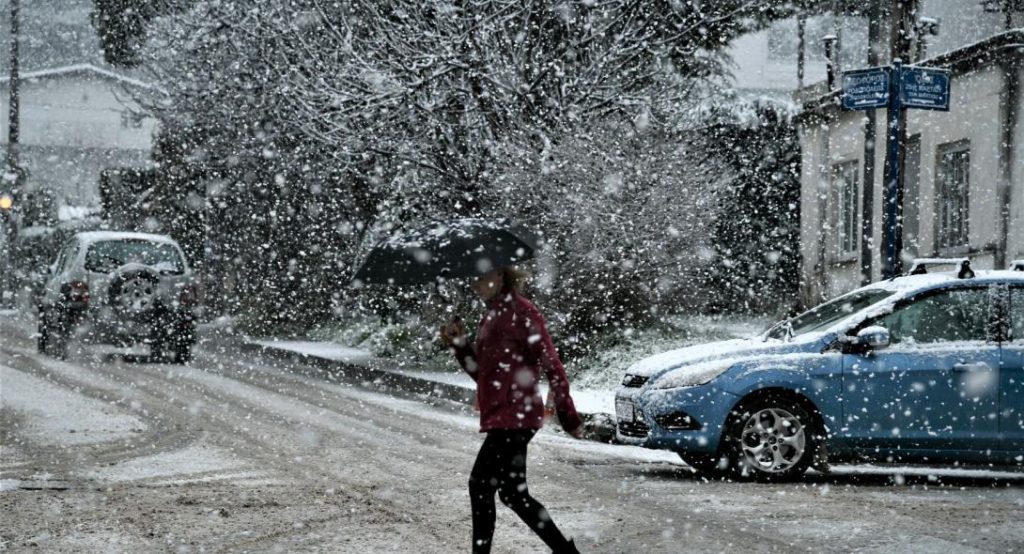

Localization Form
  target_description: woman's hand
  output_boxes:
[439,319,467,347]
[556,409,584,439]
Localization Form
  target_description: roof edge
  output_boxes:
[0,63,167,95]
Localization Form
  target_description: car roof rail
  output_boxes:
[907,257,974,279]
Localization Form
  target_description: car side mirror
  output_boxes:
[854,326,891,351]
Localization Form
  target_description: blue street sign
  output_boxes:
[900,67,951,111]
[842,67,890,110]
[840,60,954,278]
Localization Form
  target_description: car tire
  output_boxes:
[50,322,69,360]
[37,317,49,354]
[722,396,820,482]
[151,336,191,364]
[172,343,192,364]
[38,309,68,359]
[109,270,160,314]
[679,453,728,476]
[149,339,167,363]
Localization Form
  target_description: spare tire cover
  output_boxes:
[108,264,160,313]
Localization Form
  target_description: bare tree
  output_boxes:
[119,0,802,333]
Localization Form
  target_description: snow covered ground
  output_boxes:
[3,312,1023,553]
[0,363,146,446]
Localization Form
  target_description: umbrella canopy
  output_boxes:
[352,218,539,287]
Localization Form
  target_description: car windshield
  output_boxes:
[84,239,185,275]
[765,289,895,340]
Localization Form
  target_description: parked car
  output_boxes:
[12,225,58,305]
[615,266,1024,481]
[14,217,107,309]
[37,231,198,363]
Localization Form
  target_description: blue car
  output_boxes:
[615,268,1024,480]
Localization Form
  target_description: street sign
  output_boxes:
[840,60,954,278]
[900,67,951,111]
[841,67,890,110]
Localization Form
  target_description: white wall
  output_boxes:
[0,72,155,207]
[0,74,155,150]
[1011,65,1024,262]
[730,30,830,92]
[904,65,1005,268]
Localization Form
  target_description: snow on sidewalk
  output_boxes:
[389,369,615,414]
[251,339,616,415]
[252,339,374,364]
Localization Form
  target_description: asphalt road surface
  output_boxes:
[2,312,1023,553]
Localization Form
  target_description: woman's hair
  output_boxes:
[501,266,531,293]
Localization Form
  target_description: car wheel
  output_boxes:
[723,397,819,482]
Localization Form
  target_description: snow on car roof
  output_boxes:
[867,270,1024,294]
[75,231,180,247]
[815,270,1024,337]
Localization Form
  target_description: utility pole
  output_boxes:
[880,0,918,279]
[797,15,806,89]
[1,0,20,308]
[5,0,19,173]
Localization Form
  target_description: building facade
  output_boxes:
[796,31,1024,302]
[730,0,1012,96]
[0,64,158,216]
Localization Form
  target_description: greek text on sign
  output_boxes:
[900,67,951,111]
[841,67,890,110]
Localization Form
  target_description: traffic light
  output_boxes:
[0,193,12,211]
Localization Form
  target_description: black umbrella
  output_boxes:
[352,218,538,287]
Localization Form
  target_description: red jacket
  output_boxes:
[452,290,582,433]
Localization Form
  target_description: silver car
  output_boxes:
[37,231,198,362]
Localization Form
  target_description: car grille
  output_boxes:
[618,419,651,438]
[621,374,649,388]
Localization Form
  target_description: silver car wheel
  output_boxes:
[740,407,806,474]
[119,277,156,312]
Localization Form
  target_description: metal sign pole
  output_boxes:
[843,55,949,282]
[882,60,904,279]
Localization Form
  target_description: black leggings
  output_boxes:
[469,429,571,553]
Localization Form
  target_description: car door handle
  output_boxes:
[952,362,992,373]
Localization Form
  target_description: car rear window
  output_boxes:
[85,240,185,275]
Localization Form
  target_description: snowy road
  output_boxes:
[2,313,1023,553]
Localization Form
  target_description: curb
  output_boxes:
[237,341,477,405]
[240,341,618,443]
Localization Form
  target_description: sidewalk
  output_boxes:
[244,338,619,441]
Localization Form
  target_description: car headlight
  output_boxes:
[651,359,737,389]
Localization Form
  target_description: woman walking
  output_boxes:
[440,266,583,554]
